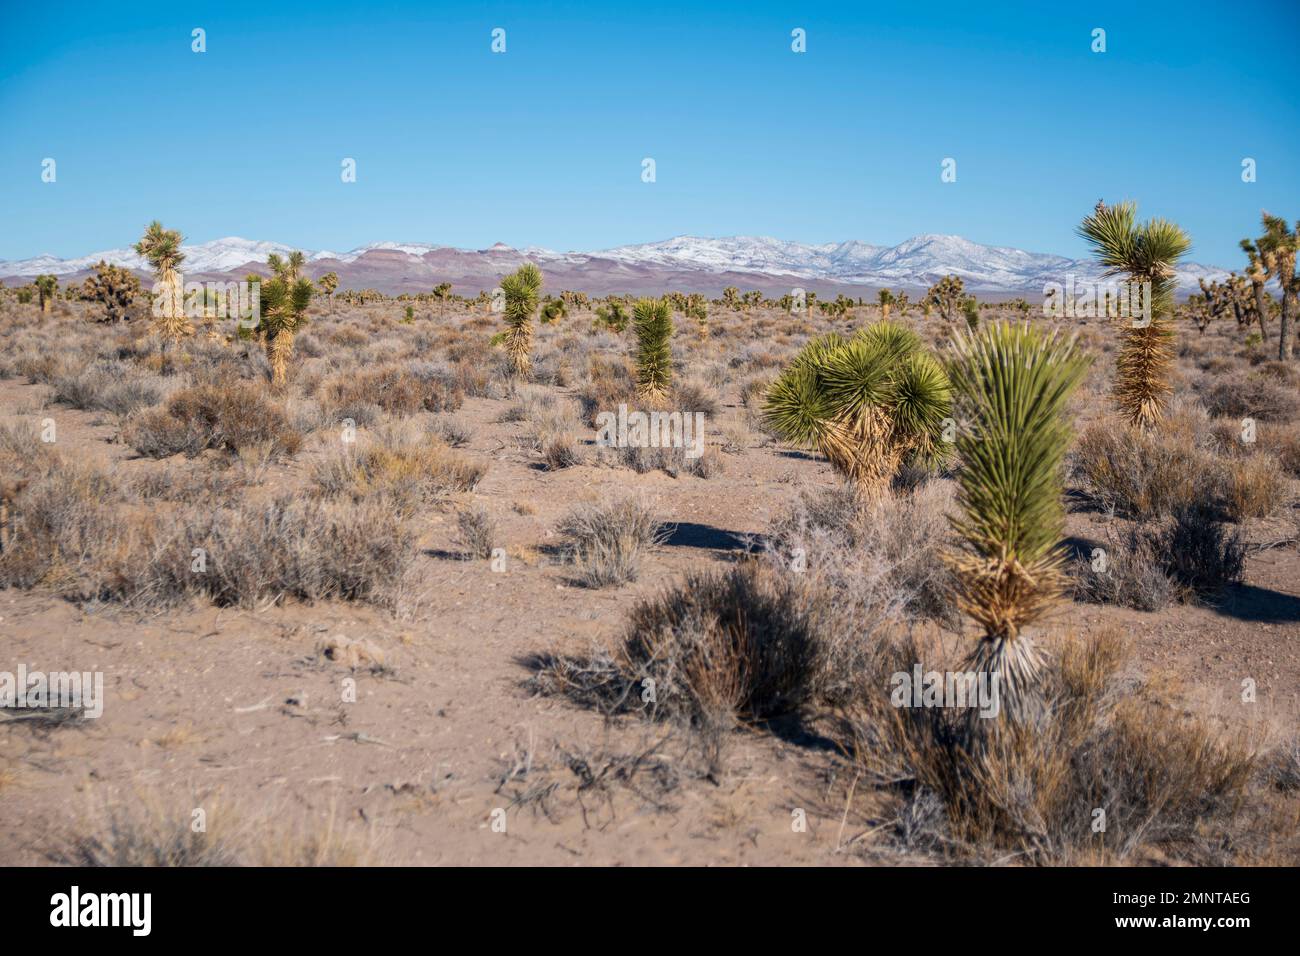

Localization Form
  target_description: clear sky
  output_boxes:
[2,0,1297,266]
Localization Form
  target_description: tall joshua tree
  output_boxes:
[317,272,339,312]
[764,321,951,498]
[1258,212,1298,361]
[135,221,190,346]
[260,258,313,387]
[633,297,674,401]
[501,262,542,377]
[946,322,1091,718]
[35,274,58,313]
[1078,200,1190,430]
[432,282,453,318]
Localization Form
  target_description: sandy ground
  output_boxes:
[1,311,1297,866]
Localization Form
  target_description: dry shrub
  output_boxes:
[50,359,162,418]
[125,383,302,459]
[455,505,497,559]
[1269,425,1300,477]
[557,496,665,588]
[319,362,463,416]
[1200,373,1294,422]
[767,482,957,631]
[1223,453,1286,520]
[1072,528,1178,612]
[312,426,484,514]
[51,794,377,866]
[1071,416,1223,519]
[576,356,637,426]
[859,632,1261,863]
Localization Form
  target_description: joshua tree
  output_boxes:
[805,290,818,318]
[134,220,190,345]
[1258,212,1298,361]
[260,266,313,387]
[432,282,453,318]
[317,272,339,312]
[925,275,965,322]
[1239,238,1271,343]
[594,299,629,333]
[35,274,58,313]
[721,286,740,311]
[961,296,980,331]
[877,288,895,320]
[540,298,567,324]
[83,261,140,323]
[632,297,674,401]
[1078,200,1190,430]
[686,293,709,338]
[500,262,542,377]
[946,322,1091,719]
[763,321,951,497]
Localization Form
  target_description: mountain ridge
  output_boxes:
[0,233,1230,297]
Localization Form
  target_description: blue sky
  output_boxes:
[2,0,1297,266]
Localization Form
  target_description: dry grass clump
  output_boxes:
[557,496,665,588]
[312,425,484,514]
[49,359,164,418]
[851,631,1264,863]
[1199,373,1295,423]
[1223,453,1287,519]
[0,458,124,592]
[124,383,302,460]
[576,356,638,426]
[455,505,497,559]
[50,795,376,866]
[766,481,957,629]
[318,362,463,416]
[1074,507,1244,610]
[1071,415,1224,519]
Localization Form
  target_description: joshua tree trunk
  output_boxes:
[1252,281,1269,343]
[267,330,294,386]
[1281,285,1295,361]
[155,267,191,347]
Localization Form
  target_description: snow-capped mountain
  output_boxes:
[0,233,1230,296]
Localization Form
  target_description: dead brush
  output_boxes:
[311,424,485,514]
[842,630,1264,864]
[1071,414,1225,519]
[47,792,378,866]
[455,504,497,559]
[557,496,665,588]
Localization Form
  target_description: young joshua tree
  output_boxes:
[500,262,543,377]
[35,274,58,313]
[134,220,190,346]
[763,321,951,498]
[317,272,339,312]
[261,266,313,387]
[633,297,674,401]
[877,288,895,320]
[1078,199,1190,430]
[946,322,1091,719]
[1258,212,1298,361]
